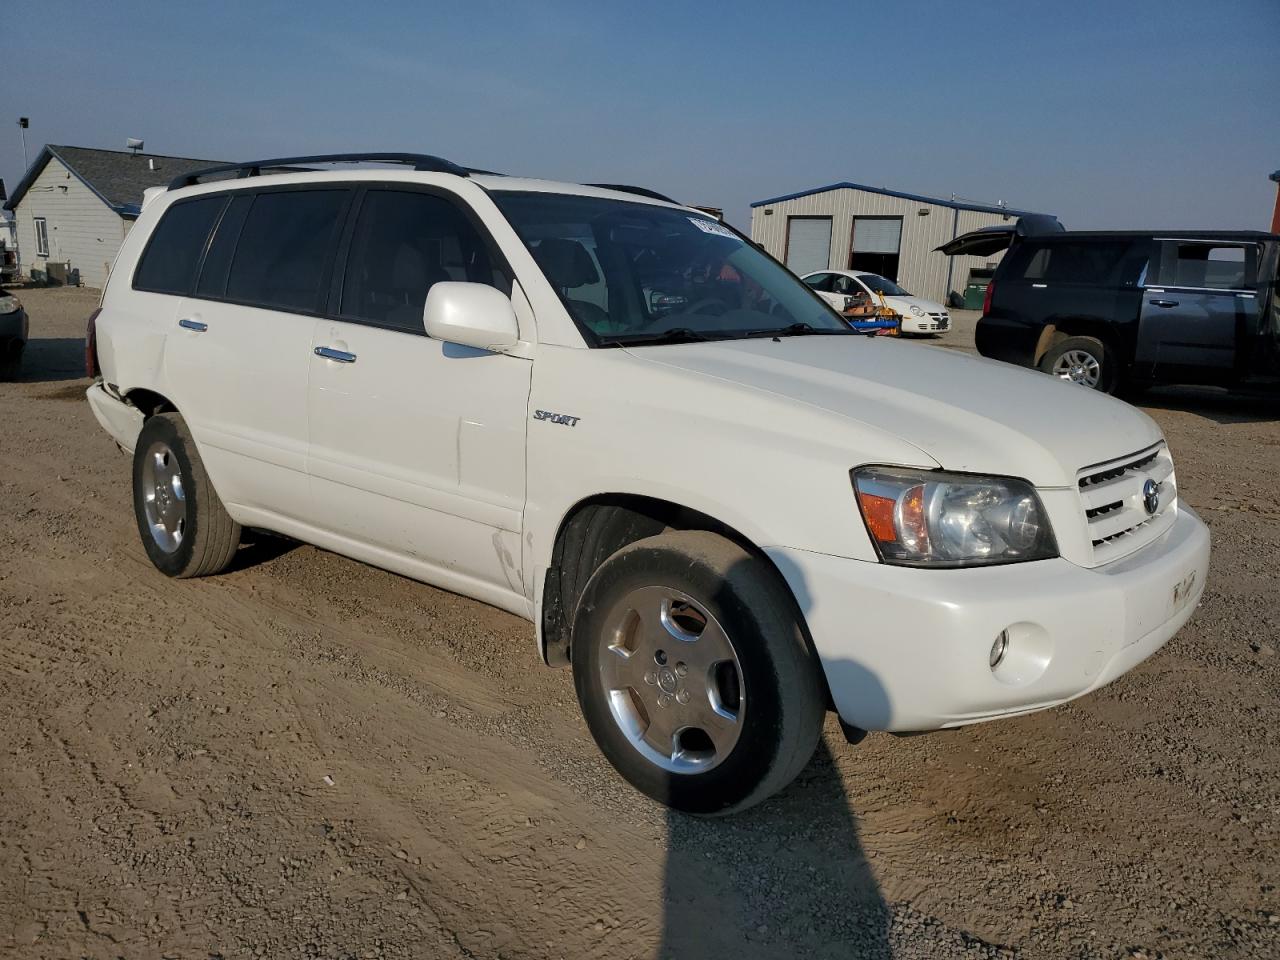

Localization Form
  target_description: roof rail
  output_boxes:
[168,152,471,190]
[585,183,678,204]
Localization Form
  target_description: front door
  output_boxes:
[306,186,532,609]
[1137,240,1259,385]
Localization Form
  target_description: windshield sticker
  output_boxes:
[688,217,740,240]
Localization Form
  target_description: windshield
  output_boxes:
[492,192,851,344]
[858,274,909,297]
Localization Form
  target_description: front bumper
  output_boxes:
[767,505,1210,732]
[0,308,28,346]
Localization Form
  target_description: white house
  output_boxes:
[3,145,222,289]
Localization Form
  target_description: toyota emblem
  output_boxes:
[1142,478,1160,515]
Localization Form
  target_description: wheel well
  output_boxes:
[541,495,830,706]
[124,388,176,417]
[1035,323,1122,366]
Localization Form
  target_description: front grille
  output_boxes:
[1077,443,1176,565]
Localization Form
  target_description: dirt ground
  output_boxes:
[1,286,1278,960]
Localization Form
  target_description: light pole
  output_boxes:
[18,117,28,169]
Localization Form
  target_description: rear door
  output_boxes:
[306,185,531,607]
[170,186,352,514]
[1136,240,1259,384]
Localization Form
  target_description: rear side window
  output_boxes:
[803,273,832,292]
[339,189,503,332]
[1169,243,1255,290]
[225,190,348,313]
[133,196,226,295]
[1012,241,1131,285]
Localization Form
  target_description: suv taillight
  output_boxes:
[981,280,995,316]
[85,308,102,379]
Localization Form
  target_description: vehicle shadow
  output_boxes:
[227,529,302,572]
[1136,385,1280,425]
[658,738,890,959]
[654,551,893,958]
[17,336,87,384]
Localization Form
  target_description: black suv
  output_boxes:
[941,218,1280,394]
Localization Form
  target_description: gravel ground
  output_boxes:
[1,286,1277,959]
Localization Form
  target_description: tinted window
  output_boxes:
[1171,243,1253,289]
[1008,241,1129,285]
[225,190,348,312]
[196,194,253,298]
[134,197,226,295]
[340,190,503,331]
[803,273,832,292]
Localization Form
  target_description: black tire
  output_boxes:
[1039,335,1118,394]
[132,412,241,578]
[571,530,826,816]
[0,345,22,382]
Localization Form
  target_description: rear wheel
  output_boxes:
[571,530,826,816]
[132,412,241,578]
[1040,336,1118,393]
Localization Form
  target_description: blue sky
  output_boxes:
[4,0,1277,229]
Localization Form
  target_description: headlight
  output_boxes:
[909,305,925,316]
[852,466,1057,566]
[0,295,19,315]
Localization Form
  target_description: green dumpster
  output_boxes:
[962,267,995,310]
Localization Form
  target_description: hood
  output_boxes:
[881,294,944,314]
[625,337,1161,488]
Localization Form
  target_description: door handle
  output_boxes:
[314,346,357,363]
[178,318,208,332]
[1149,299,1179,308]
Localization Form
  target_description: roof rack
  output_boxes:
[586,183,678,204]
[168,152,472,190]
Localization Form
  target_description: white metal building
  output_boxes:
[3,145,222,289]
[750,182,1052,305]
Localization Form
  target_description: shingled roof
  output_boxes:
[3,145,226,218]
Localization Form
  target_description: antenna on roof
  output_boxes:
[126,138,145,155]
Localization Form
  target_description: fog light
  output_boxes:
[989,630,1009,669]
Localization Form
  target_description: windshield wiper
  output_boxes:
[598,327,716,347]
[743,322,852,338]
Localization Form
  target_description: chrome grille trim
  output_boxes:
[1077,442,1177,565]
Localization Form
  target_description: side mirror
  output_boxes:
[423,281,520,353]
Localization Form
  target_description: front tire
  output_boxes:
[132,412,241,578]
[571,530,826,816]
[1040,335,1118,393]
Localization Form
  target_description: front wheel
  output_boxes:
[132,412,241,577]
[1040,336,1118,393]
[571,530,826,816]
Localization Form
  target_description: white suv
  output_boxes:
[86,153,1210,815]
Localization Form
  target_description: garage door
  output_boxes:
[850,216,903,280]
[785,217,832,275]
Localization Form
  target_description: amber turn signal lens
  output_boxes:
[857,491,897,543]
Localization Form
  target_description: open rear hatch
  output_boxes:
[936,213,1065,257]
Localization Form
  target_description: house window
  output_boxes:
[34,217,50,257]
